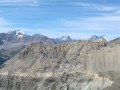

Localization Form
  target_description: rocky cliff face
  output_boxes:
[0,39,120,90]
[2,40,119,73]
[0,71,112,90]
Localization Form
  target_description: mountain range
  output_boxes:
[0,30,110,66]
[0,30,110,49]
[0,30,74,49]
[0,30,56,49]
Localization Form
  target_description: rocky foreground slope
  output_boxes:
[1,39,120,90]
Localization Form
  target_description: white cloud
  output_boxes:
[0,3,39,6]
[0,0,37,3]
[56,19,105,31]
[0,28,13,33]
[115,10,120,14]
[0,18,119,40]
[0,16,120,40]
[97,6,116,11]
[54,15,120,35]
[71,2,120,12]
[0,0,39,6]
[0,17,10,26]
[89,16,120,21]
[72,2,94,6]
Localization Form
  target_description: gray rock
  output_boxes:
[1,39,120,90]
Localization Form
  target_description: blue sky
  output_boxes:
[0,0,120,40]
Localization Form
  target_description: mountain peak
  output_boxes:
[90,35,109,41]
[55,35,72,43]
[100,35,109,41]
[8,30,25,38]
[61,35,72,41]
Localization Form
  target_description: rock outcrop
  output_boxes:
[0,71,113,90]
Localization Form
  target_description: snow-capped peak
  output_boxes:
[55,35,72,43]
[61,35,72,41]
[8,30,25,38]
[101,35,109,41]
[90,35,109,41]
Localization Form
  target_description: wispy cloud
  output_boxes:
[71,2,120,12]
[97,6,115,11]
[0,0,37,3]
[55,15,120,34]
[88,16,120,21]
[72,2,94,6]
[0,4,39,6]
[115,10,120,14]
[0,17,10,26]
[0,0,39,6]
[0,17,52,34]
[0,16,120,40]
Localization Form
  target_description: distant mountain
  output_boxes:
[8,30,25,38]
[61,36,72,41]
[90,35,109,41]
[55,35,72,42]
[0,30,56,49]
[32,34,48,38]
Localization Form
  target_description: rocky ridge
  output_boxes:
[0,39,119,90]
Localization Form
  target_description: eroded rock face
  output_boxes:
[2,40,120,73]
[0,40,119,90]
[0,71,113,90]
